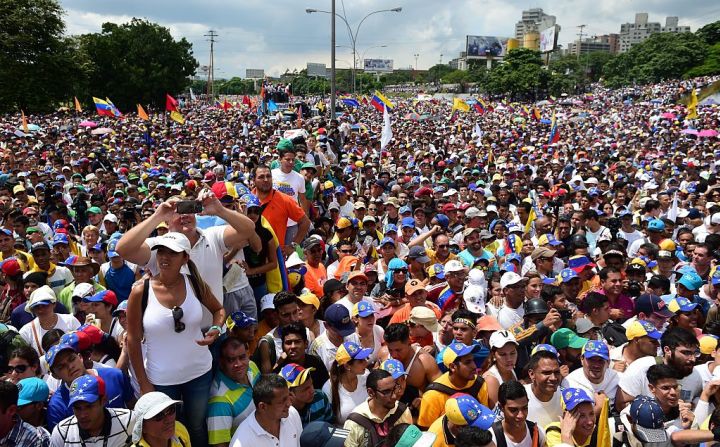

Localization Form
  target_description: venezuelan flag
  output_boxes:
[342,98,360,108]
[105,98,122,117]
[437,286,457,311]
[93,97,115,117]
[548,111,560,144]
[370,91,394,113]
[473,102,485,114]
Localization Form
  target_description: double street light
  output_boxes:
[306,5,402,112]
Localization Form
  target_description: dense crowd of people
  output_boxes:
[0,74,718,447]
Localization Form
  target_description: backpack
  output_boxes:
[491,420,539,447]
[425,377,485,400]
[346,402,408,447]
[602,322,628,347]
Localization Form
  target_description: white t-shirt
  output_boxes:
[524,384,562,429]
[489,423,546,447]
[20,314,81,356]
[309,332,359,372]
[618,229,644,251]
[618,356,703,404]
[564,367,620,406]
[498,305,524,330]
[146,226,227,326]
[322,371,369,424]
[272,168,306,226]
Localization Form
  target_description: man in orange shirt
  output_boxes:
[253,165,311,256]
[303,237,327,298]
[389,279,442,325]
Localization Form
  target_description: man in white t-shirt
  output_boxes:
[564,340,620,407]
[115,189,260,326]
[616,326,703,412]
[272,141,309,245]
[230,374,302,447]
[524,345,563,429]
[491,379,547,447]
[497,272,528,330]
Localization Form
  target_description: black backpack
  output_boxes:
[602,322,628,347]
[346,402,408,447]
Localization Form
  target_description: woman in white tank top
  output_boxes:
[483,330,519,410]
[125,232,225,447]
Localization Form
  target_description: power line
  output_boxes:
[204,30,218,99]
[576,24,587,59]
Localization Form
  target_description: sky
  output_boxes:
[59,0,718,78]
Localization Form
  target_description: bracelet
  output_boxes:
[208,325,222,335]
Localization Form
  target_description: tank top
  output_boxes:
[485,364,517,385]
[143,276,212,386]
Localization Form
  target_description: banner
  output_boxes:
[539,26,557,53]
[466,36,507,57]
[363,59,393,72]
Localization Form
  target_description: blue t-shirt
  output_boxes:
[104,263,135,303]
[47,367,133,430]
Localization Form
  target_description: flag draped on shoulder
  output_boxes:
[137,104,149,121]
[370,91,394,113]
[452,98,470,113]
[93,97,115,117]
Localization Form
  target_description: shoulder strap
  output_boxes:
[529,421,539,447]
[30,320,44,355]
[385,402,408,427]
[347,413,381,447]
[424,382,456,395]
[491,421,507,447]
[140,278,150,333]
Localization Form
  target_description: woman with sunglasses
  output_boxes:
[126,232,225,447]
[4,346,41,384]
[130,391,190,447]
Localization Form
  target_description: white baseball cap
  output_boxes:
[489,330,519,349]
[500,272,527,289]
[151,232,191,254]
[260,293,276,312]
[444,260,466,273]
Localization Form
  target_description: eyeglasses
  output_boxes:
[340,249,354,254]
[149,405,177,422]
[7,364,29,374]
[369,208,378,211]
[374,383,401,397]
[172,306,185,333]
[437,244,449,249]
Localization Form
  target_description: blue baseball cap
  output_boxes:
[399,206,412,215]
[445,393,495,429]
[384,224,398,234]
[668,296,698,313]
[380,359,406,379]
[506,253,522,263]
[68,374,106,406]
[647,219,665,232]
[379,237,396,247]
[678,272,703,291]
[241,193,261,208]
[629,396,668,443]
[712,269,720,286]
[279,363,315,387]
[562,387,594,411]
[45,343,76,368]
[434,214,449,228]
[106,240,119,258]
[401,217,415,228]
[335,186,347,195]
[559,268,579,283]
[226,310,257,331]
[52,234,69,245]
[440,342,479,368]
[530,344,559,358]
[626,320,663,341]
[582,340,610,360]
[17,377,49,406]
[324,304,355,337]
[352,301,374,318]
[501,262,516,273]
[428,263,445,279]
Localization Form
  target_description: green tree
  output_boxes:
[0,0,80,112]
[697,20,720,45]
[427,64,455,83]
[79,18,198,110]
[483,48,548,100]
[685,42,720,78]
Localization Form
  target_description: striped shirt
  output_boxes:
[50,408,135,447]
[0,417,48,447]
[297,390,334,427]
[207,361,261,445]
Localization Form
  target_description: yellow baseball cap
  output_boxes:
[298,292,320,310]
[699,335,718,355]
[336,218,352,230]
[625,320,662,341]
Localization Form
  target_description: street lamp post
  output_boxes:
[306,6,401,94]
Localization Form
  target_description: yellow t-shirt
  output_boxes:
[545,422,592,447]
[134,421,190,447]
[417,372,489,428]
[426,249,458,266]
[428,416,452,447]
[0,250,36,272]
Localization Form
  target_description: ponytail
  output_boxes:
[187,259,214,305]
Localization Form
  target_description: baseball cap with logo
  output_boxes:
[635,293,674,318]
[440,342,479,368]
[83,290,118,308]
[678,271,703,291]
[489,331,518,349]
[17,377,50,406]
[279,363,316,387]
[500,272,527,289]
[68,374,106,406]
[324,304,355,337]
[150,232,191,254]
[530,343,559,358]
[352,301,374,318]
[647,219,665,232]
[335,341,373,366]
[380,359,407,379]
[428,264,445,279]
[667,296,698,313]
[405,279,426,296]
[537,234,563,247]
[226,311,257,331]
[559,268,579,283]
[561,388,594,411]
[629,396,668,443]
[582,340,610,360]
[445,393,495,429]
[444,260,466,274]
[408,246,430,263]
[625,320,662,340]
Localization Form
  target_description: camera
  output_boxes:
[626,280,643,297]
[176,200,203,215]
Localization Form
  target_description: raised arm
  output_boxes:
[116,200,176,265]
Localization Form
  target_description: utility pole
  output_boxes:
[330,0,336,119]
[205,30,218,100]
[576,24,586,60]
[414,53,419,70]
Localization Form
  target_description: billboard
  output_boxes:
[539,26,557,53]
[307,62,327,78]
[363,59,393,72]
[245,69,265,79]
[466,36,508,58]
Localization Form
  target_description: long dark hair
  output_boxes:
[329,359,359,417]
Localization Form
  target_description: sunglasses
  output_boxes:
[340,249,354,254]
[172,306,185,333]
[150,405,177,422]
[437,244,449,249]
[394,269,408,274]
[7,364,29,374]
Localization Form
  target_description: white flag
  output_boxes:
[381,105,392,150]
[473,122,483,145]
[667,191,679,222]
[189,88,196,101]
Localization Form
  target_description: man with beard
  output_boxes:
[524,346,563,429]
[564,340,620,408]
[549,328,587,375]
[616,327,703,411]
